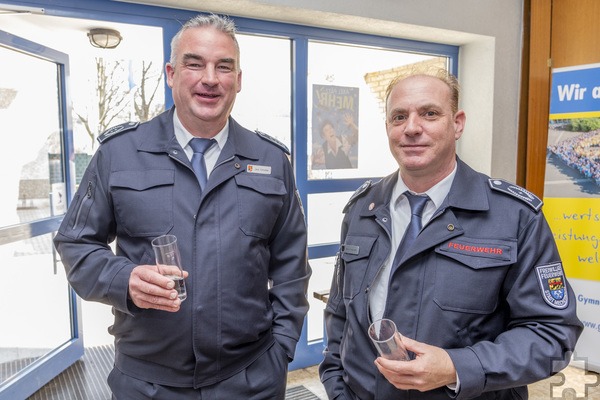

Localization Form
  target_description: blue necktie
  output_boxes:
[189,138,215,190]
[392,191,429,266]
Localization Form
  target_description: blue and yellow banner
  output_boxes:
[545,62,600,372]
[544,198,600,281]
[549,63,600,120]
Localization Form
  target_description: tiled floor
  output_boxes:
[26,349,600,399]
[287,364,600,399]
[288,366,327,399]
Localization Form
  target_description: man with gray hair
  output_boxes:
[54,13,310,399]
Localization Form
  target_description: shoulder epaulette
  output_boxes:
[255,130,290,155]
[97,122,139,144]
[488,178,543,212]
[343,180,372,213]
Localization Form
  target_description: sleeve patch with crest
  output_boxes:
[536,263,569,309]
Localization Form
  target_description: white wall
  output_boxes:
[133,0,524,180]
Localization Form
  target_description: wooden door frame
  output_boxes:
[519,0,552,198]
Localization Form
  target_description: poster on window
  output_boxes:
[310,85,359,170]
[543,62,600,372]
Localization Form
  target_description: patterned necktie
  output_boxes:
[189,138,215,190]
[392,191,430,266]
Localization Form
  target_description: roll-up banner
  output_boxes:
[544,62,600,372]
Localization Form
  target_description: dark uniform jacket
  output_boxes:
[53,108,310,388]
[320,158,582,400]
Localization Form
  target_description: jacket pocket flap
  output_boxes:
[341,235,377,262]
[110,170,174,191]
[235,174,286,195]
[435,237,517,269]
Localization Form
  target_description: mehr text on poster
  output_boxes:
[543,62,600,372]
[311,85,359,171]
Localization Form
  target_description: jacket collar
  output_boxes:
[217,117,260,162]
[136,107,259,161]
[357,174,397,218]
[444,157,490,212]
[359,157,489,217]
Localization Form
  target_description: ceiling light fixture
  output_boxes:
[87,28,122,49]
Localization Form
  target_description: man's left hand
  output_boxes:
[374,335,457,392]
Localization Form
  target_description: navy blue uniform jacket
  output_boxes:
[53,108,310,388]
[320,159,582,399]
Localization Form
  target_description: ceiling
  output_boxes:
[117,0,474,45]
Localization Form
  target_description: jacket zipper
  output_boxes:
[72,181,93,229]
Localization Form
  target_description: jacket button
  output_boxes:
[235,163,241,169]
[447,224,455,231]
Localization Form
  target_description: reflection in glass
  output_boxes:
[0,45,70,386]
[0,233,71,385]
[70,26,165,169]
[307,41,449,180]
[0,46,64,225]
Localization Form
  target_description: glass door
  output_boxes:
[0,30,80,400]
